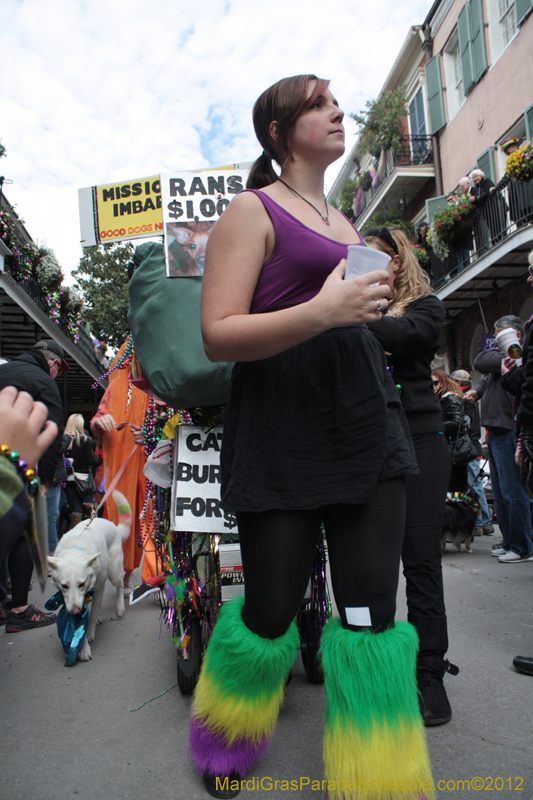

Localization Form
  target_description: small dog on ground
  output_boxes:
[441,498,478,554]
[48,491,131,661]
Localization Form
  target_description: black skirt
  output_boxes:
[221,325,417,512]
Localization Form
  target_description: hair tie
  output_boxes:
[262,150,271,160]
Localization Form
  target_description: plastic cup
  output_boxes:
[495,327,523,366]
[344,245,391,280]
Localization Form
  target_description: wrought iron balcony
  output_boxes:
[353,136,434,219]
[426,179,533,290]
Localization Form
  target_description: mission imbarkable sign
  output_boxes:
[78,163,252,248]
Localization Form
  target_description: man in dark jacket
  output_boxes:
[500,254,533,675]
[0,339,68,632]
[466,316,533,564]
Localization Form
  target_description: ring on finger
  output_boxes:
[376,300,383,313]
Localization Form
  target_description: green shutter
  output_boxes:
[426,196,447,223]
[516,0,533,26]
[525,103,533,140]
[424,56,446,134]
[477,148,494,182]
[458,4,474,94]
[469,0,487,83]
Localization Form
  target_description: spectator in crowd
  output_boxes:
[63,414,101,530]
[432,368,468,492]
[493,138,533,229]
[469,168,507,246]
[466,316,533,562]
[0,340,67,631]
[450,369,493,535]
[499,249,533,674]
[458,176,472,197]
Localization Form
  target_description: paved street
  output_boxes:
[2,530,532,800]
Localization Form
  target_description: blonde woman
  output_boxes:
[365,228,458,727]
[63,414,100,528]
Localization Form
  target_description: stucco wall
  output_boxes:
[433,10,533,192]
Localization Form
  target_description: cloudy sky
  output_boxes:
[1,0,432,283]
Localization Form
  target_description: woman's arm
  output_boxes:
[441,395,464,433]
[200,192,392,363]
[367,296,444,355]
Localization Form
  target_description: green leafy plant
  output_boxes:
[360,209,414,237]
[350,87,408,154]
[336,178,357,215]
[72,242,133,349]
[413,247,429,266]
[505,140,533,181]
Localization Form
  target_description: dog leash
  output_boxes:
[85,423,140,527]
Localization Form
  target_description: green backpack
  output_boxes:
[128,242,234,408]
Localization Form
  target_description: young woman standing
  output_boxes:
[190,76,433,799]
[365,228,457,727]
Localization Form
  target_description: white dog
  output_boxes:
[48,491,131,661]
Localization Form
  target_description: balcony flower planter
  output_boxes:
[505,140,533,181]
[429,199,476,260]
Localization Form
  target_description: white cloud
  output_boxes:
[1,0,432,280]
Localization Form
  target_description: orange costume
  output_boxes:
[90,342,157,582]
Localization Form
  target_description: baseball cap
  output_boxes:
[451,369,470,382]
[32,339,70,372]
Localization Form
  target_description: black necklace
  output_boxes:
[277,178,330,225]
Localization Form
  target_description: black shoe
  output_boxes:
[513,656,533,676]
[203,773,240,798]
[418,673,452,726]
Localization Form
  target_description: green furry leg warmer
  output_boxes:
[320,618,434,800]
[189,596,299,778]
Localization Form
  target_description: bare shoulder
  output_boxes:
[206,189,271,250]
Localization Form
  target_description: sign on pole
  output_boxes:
[171,425,238,533]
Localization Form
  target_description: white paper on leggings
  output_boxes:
[345,607,372,626]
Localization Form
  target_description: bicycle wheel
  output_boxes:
[177,612,203,694]
[298,607,324,684]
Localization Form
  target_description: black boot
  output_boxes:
[417,653,459,726]
[408,614,458,727]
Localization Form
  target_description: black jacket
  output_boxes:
[0,351,63,485]
[439,393,464,441]
[501,323,533,431]
[473,350,514,430]
[367,295,445,435]
[65,434,101,474]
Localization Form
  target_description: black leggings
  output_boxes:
[236,477,405,639]
[0,490,34,607]
[65,482,84,514]
[402,431,451,653]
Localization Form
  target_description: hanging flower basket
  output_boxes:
[505,140,533,181]
[413,247,429,267]
[428,198,476,260]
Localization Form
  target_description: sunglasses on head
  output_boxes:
[364,227,399,254]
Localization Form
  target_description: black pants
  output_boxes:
[402,432,451,656]
[65,482,84,514]
[236,477,406,639]
[0,490,34,607]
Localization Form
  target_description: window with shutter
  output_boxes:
[424,56,446,134]
[470,0,488,81]
[425,196,448,223]
[525,103,533,140]
[515,0,533,25]
[477,148,494,182]
[458,4,474,94]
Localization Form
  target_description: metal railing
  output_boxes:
[354,136,434,219]
[426,179,533,289]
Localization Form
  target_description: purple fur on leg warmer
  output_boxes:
[189,717,270,778]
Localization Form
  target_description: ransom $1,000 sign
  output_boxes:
[171,425,237,533]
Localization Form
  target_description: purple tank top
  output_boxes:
[247,190,366,314]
